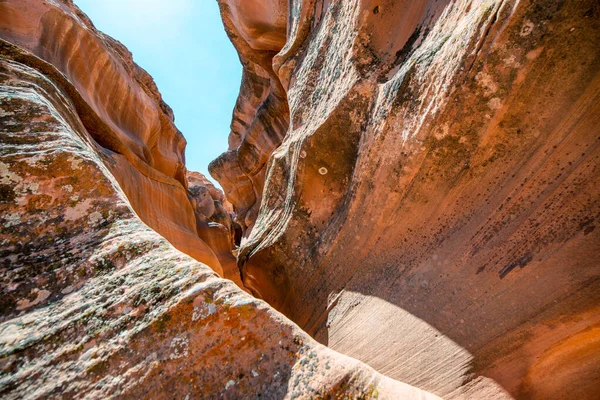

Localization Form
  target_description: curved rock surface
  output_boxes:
[0,0,235,277]
[0,5,437,399]
[209,0,290,233]
[213,0,600,399]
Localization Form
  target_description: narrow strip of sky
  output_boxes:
[74,0,241,182]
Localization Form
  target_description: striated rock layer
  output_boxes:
[0,52,437,399]
[0,2,438,399]
[0,0,241,279]
[213,0,600,399]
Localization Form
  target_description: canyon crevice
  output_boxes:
[0,1,440,398]
[1,0,599,399]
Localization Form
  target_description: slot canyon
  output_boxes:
[0,0,599,399]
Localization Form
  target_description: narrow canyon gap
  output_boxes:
[1,1,599,399]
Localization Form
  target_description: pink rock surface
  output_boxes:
[2,0,599,398]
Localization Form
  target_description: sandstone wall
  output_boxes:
[0,0,241,278]
[212,0,600,398]
[0,8,436,399]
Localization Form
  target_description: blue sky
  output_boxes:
[75,0,241,182]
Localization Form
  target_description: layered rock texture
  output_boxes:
[2,0,599,398]
[212,0,600,399]
[0,0,239,278]
[187,171,243,287]
[0,0,440,398]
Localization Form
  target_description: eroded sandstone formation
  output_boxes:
[0,0,240,278]
[209,0,290,234]
[213,0,600,399]
[2,0,599,398]
[0,1,441,399]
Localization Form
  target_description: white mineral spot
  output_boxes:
[435,124,450,139]
[503,54,521,69]
[169,337,189,360]
[62,184,73,193]
[225,380,236,390]
[4,213,21,227]
[252,369,259,377]
[488,97,502,110]
[476,72,497,95]
[70,158,82,170]
[207,303,216,315]
[192,308,201,321]
[15,181,39,195]
[192,302,217,321]
[24,155,46,168]
[520,20,534,37]
[0,161,22,184]
[318,167,328,175]
[300,150,307,158]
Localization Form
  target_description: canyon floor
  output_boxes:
[1,0,599,399]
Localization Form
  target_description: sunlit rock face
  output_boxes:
[213,0,600,398]
[0,2,439,399]
[0,0,231,276]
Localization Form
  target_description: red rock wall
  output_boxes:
[213,0,600,398]
[0,3,439,398]
[209,0,290,233]
[0,0,235,277]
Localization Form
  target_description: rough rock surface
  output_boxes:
[0,2,439,399]
[212,0,600,399]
